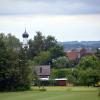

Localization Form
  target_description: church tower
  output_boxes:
[22,29,29,48]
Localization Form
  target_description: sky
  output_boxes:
[0,0,100,42]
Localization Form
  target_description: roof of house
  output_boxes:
[39,78,49,81]
[39,78,68,81]
[80,48,94,57]
[34,65,50,76]
[67,51,80,60]
[54,78,68,81]
[66,48,94,60]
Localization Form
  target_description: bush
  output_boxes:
[98,89,100,97]
[39,88,47,91]
[32,88,47,92]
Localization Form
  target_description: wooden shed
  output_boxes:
[55,78,68,86]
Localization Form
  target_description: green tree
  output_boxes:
[51,69,67,79]
[28,32,65,60]
[17,48,32,90]
[76,56,100,86]
[44,35,57,50]
[78,56,100,70]
[49,45,65,60]
[0,33,21,50]
[5,34,21,49]
[28,32,45,59]
[0,36,18,91]
[52,56,70,68]
[0,33,32,91]
[33,51,51,65]
[65,56,100,86]
[66,68,79,84]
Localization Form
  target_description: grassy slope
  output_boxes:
[0,87,99,100]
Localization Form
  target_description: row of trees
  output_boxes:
[51,55,100,86]
[28,32,100,86]
[0,32,65,91]
[27,32,65,66]
[0,33,32,91]
[0,32,100,91]
[27,32,100,86]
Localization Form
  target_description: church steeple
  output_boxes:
[22,28,29,38]
[22,29,29,48]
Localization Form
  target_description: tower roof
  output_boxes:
[22,29,29,38]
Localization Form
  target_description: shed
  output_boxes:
[55,78,67,86]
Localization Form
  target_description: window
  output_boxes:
[40,67,42,73]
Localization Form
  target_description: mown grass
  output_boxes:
[0,86,99,100]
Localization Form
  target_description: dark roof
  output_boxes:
[34,65,50,76]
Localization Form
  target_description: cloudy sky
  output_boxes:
[0,0,100,41]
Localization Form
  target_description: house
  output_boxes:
[33,65,50,86]
[66,48,94,61]
[80,48,94,57]
[33,66,69,86]
[34,65,51,78]
[66,51,80,61]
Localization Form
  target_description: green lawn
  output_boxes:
[0,87,99,100]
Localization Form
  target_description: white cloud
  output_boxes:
[0,0,100,15]
[0,15,100,41]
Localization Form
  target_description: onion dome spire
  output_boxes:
[22,28,29,38]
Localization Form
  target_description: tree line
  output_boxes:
[27,31,100,86]
[0,32,100,91]
[0,32,65,91]
[51,55,100,86]
[27,31,65,66]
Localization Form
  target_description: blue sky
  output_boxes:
[0,0,100,41]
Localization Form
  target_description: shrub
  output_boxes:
[39,88,47,92]
[98,88,100,97]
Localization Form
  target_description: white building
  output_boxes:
[22,29,29,48]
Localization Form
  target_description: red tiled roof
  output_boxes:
[66,51,80,60]
[66,49,94,60]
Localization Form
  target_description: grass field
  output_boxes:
[0,87,99,100]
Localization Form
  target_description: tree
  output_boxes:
[51,69,67,79]
[49,45,65,60]
[52,56,70,68]
[5,33,21,49]
[44,35,57,50]
[28,32,45,59]
[0,36,8,91]
[0,33,32,91]
[76,55,100,86]
[17,48,32,90]
[28,32,65,60]
[0,36,18,91]
[66,56,100,86]
[66,68,79,85]
[0,33,21,50]
[78,55,100,70]
[33,51,51,65]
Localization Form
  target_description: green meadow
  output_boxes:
[0,87,99,100]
